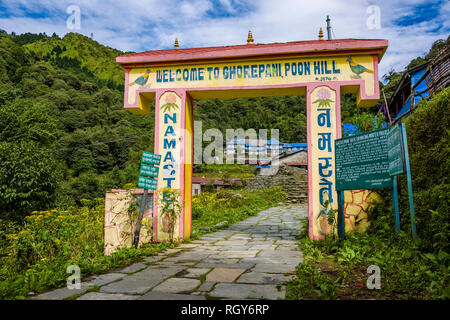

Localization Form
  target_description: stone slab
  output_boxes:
[163,248,182,255]
[100,265,185,294]
[119,262,147,274]
[197,281,215,292]
[213,240,249,246]
[32,282,91,300]
[195,262,254,270]
[178,243,200,249]
[152,277,201,293]
[99,275,163,295]
[236,272,289,284]
[86,273,124,287]
[252,263,297,274]
[143,255,164,263]
[206,268,246,283]
[162,252,210,264]
[77,292,138,300]
[209,283,285,299]
[138,291,206,300]
[178,268,211,278]
[216,250,259,258]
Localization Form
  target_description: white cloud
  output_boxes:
[1,0,448,77]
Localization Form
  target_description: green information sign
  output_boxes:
[387,124,405,176]
[138,176,157,190]
[335,127,393,191]
[141,151,161,166]
[139,163,159,178]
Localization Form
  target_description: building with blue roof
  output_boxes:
[386,43,449,123]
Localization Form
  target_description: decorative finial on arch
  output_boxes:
[318,28,324,40]
[247,30,254,44]
[174,38,179,49]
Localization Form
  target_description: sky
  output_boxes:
[0,0,448,78]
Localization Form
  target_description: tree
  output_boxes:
[0,141,62,221]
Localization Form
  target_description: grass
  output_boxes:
[285,213,449,300]
[0,186,286,299]
[193,164,256,179]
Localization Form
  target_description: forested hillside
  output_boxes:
[0,30,367,220]
[0,31,154,218]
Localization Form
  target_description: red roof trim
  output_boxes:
[116,39,388,65]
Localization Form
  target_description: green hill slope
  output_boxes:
[25,32,125,88]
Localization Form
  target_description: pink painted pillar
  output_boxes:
[307,83,342,239]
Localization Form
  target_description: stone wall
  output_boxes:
[248,165,308,203]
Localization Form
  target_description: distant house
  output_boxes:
[225,138,306,163]
[192,177,244,195]
[385,43,449,123]
[282,143,307,153]
[255,150,307,176]
[225,138,283,163]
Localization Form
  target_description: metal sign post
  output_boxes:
[388,124,404,235]
[133,189,148,248]
[337,191,345,239]
[392,176,401,234]
[133,151,161,248]
[401,123,417,240]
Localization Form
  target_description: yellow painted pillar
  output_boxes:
[153,89,193,241]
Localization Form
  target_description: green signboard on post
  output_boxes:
[335,127,393,191]
[387,124,405,176]
[142,151,161,166]
[138,151,161,191]
[138,176,157,190]
[133,151,160,247]
[139,163,159,178]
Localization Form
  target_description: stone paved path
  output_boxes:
[33,204,306,300]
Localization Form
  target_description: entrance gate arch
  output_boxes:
[116,37,388,241]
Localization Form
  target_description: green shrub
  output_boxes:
[401,88,450,252]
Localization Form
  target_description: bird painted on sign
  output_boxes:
[129,69,151,86]
[346,57,373,79]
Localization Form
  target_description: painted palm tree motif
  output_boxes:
[313,88,334,107]
[160,93,179,113]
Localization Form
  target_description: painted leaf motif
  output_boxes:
[161,103,179,113]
